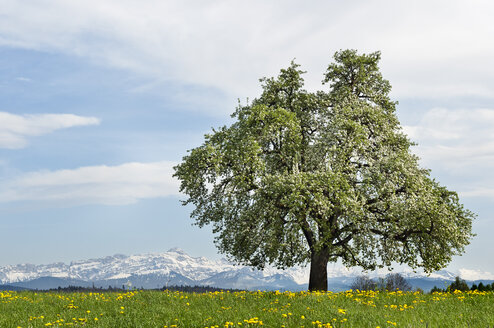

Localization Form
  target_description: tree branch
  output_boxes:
[298,216,315,250]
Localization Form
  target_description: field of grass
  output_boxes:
[1,289,493,327]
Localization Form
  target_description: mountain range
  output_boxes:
[1,248,492,292]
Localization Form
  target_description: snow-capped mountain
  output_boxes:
[0,248,234,284]
[0,248,492,291]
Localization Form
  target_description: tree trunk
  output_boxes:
[308,250,329,291]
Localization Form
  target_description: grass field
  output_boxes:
[1,289,493,327]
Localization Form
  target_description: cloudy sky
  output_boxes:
[0,0,493,279]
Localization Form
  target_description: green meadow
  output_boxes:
[1,289,493,328]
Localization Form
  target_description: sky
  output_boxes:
[0,0,493,279]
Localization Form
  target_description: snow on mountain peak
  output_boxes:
[167,247,187,255]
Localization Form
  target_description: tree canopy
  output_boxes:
[174,50,475,291]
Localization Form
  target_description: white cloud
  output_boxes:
[460,188,494,200]
[0,112,100,149]
[404,108,494,169]
[0,161,180,206]
[15,77,32,82]
[1,0,493,104]
[458,268,494,281]
[403,107,494,199]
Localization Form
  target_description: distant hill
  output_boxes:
[9,277,92,290]
[0,284,30,291]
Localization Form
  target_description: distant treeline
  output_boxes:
[351,273,494,294]
[431,277,494,293]
[45,285,127,293]
[39,284,245,293]
[160,285,246,293]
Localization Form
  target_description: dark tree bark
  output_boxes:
[308,250,329,291]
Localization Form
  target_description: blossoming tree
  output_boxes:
[174,50,475,291]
